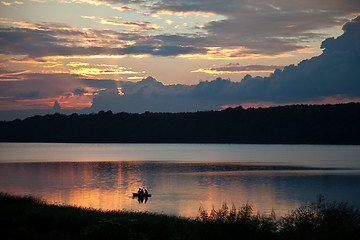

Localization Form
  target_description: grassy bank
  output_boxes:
[1,193,359,240]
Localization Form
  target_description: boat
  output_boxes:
[133,193,151,197]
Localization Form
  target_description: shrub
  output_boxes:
[279,195,360,240]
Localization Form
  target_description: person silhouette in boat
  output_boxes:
[144,189,148,196]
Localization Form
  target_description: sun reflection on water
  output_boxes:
[1,161,360,218]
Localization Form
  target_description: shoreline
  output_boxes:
[1,192,359,240]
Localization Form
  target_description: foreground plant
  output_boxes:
[1,192,360,240]
[280,195,360,239]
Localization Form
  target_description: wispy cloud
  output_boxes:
[98,18,163,31]
[193,64,284,74]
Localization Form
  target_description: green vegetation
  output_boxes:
[1,193,359,240]
[1,102,360,144]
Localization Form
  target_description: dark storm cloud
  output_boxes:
[88,17,360,113]
[321,16,360,53]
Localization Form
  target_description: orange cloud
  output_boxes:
[1,1,12,5]
[67,62,90,67]
[70,68,138,76]
[0,1,22,5]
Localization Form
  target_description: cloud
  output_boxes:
[69,64,139,76]
[98,18,163,31]
[321,16,360,53]
[73,88,88,96]
[3,1,358,62]
[80,78,118,89]
[0,73,96,111]
[165,19,173,25]
[18,91,39,98]
[88,16,360,112]
[1,1,12,5]
[52,100,61,111]
[69,0,145,6]
[112,5,137,12]
[149,0,360,55]
[193,64,284,74]
[67,62,90,67]
[1,15,359,119]
[16,1,356,58]
[1,1,22,5]
[0,67,28,81]
[0,23,206,59]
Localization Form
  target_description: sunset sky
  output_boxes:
[1,0,360,120]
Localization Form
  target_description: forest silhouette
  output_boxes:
[1,103,359,144]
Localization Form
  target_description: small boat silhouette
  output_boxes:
[133,193,151,197]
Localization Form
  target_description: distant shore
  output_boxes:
[1,192,359,240]
[1,103,360,144]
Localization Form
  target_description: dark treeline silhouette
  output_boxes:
[1,103,360,144]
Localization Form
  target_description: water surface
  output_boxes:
[0,143,359,217]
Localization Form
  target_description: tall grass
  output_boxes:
[1,192,359,240]
[196,195,360,240]
[280,195,360,240]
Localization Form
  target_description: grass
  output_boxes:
[1,193,359,240]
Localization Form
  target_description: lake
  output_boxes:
[0,143,360,218]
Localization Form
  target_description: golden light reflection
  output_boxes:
[0,162,314,218]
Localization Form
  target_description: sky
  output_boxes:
[0,0,360,120]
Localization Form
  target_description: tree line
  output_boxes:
[1,103,359,144]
